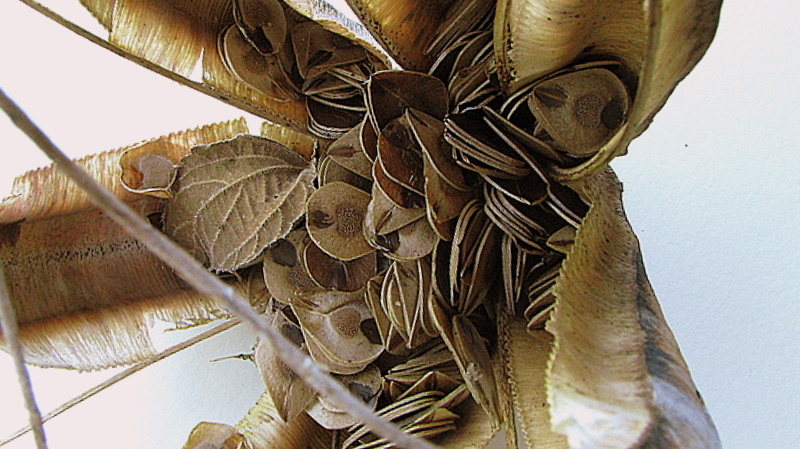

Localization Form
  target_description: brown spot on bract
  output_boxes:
[601,99,625,130]
[360,318,382,345]
[0,222,22,248]
[330,306,362,337]
[309,210,334,229]
[335,205,363,237]
[305,181,374,261]
[574,94,604,128]
[270,238,298,267]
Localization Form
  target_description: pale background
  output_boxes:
[1,1,798,448]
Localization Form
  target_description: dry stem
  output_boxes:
[0,266,47,449]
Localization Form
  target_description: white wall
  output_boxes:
[1,1,798,448]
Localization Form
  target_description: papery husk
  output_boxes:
[235,391,333,449]
[67,0,305,130]
[260,121,318,161]
[71,0,392,131]
[0,206,230,369]
[78,0,113,29]
[498,311,568,449]
[109,0,231,77]
[0,120,255,370]
[344,0,457,71]
[494,0,722,179]
[544,169,720,449]
[282,0,392,68]
[433,355,501,449]
[119,138,185,198]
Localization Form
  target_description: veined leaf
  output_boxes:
[164,134,316,272]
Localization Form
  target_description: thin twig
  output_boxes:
[0,266,47,449]
[0,87,438,449]
[0,319,240,447]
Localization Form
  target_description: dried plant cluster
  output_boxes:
[0,0,724,448]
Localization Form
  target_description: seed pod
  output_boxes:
[306,181,374,261]
[307,364,382,429]
[262,229,320,305]
[255,309,316,422]
[494,0,722,178]
[303,239,377,292]
[219,24,300,102]
[233,0,288,55]
[528,68,630,157]
[292,290,384,375]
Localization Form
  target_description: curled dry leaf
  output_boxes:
[497,315,568,449]
[119,137,185,198]
[494,0,722,178]
[547,170,721,449]
[164,134,315,272]
[345,0,490,72]
[182,421,248,449]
